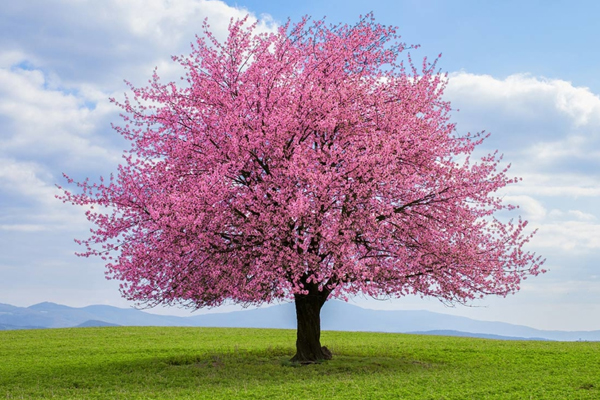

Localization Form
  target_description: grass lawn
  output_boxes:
[1,327,599,399]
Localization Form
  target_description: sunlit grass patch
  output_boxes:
[1,327,599,399]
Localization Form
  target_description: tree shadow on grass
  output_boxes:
[3,348,441,399]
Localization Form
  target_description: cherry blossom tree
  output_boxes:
[59,14,544,363]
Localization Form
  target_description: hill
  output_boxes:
[1,300,599,341]
[75,320,121,328]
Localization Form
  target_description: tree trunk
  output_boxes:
[290,289,332,364]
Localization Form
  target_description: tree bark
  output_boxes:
[290,288,332,363]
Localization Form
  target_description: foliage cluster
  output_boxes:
[59,15,543,310]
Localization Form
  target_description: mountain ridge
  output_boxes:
[0,301,598,341]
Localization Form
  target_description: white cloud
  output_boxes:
[446,72,600,176]
[502,195,547,220]
[529,135,600,164]
[0,224,49,232]
[112,0,275,42]
[447,72,600,129]
[531,220,600,251]
[0,0,277,90]
[0,157,90,230]
[0,50,36,68]
[566,210,597,221]
[549,209,597,221]
[0,0,279,241]
[446,72,600,255]
[0,0,279,171]
[0,158,56,204]
[497,196,600,252]
[0,63,121,171]
[502,173,600,198]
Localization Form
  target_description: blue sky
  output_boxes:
[1,0,599,331]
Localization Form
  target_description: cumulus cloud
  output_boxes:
[0,50,38,68]
[531,220,600,251]
[0,2,280,314]
[566,210,597,221]
[501,173,600,198]
[0,158,55,204]
[0,0,277,90]
[0,0,278,234]
[445,73,600,254]
[549,209,597,221]
[502,195,547,221]
[446,73,600,175]
[0,64,120,171]
[447,72,600,129]
[445,73,600,181]
[0,157,90,232]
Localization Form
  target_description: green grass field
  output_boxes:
[1,327,599,399]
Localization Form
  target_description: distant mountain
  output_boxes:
[76,320,120,328]
[0,301,189,329]
[0,323,46,330]
[1,300,599,341]
[408,330,551,341]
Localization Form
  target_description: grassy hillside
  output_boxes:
[1,327,598,399]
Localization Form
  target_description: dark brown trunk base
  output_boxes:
[290,285,332,364]
[291,346,332,364]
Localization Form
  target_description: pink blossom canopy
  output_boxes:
[59,15,544,310]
